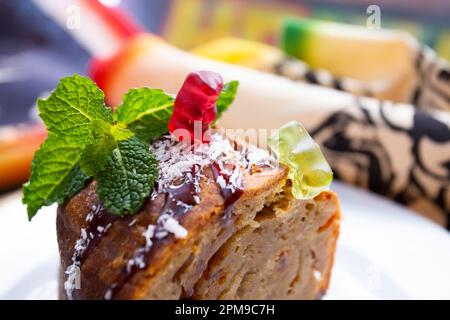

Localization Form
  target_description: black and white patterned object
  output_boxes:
[271,47,450,113]
[412,46,450,112]
[273,57,373,99]
[310,97,450,229]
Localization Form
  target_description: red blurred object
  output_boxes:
[81,0,142,40]
[0,124,47,191]
[169,71,223,143]
[85,0,146,97]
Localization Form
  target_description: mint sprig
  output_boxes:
[23,75,148,219]
[23,75,239,220]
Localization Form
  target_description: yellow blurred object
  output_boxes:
[280,18,450,111]
[282,18,417,82]
[192,37,403,102]
[192,32,450,111]
[164,0,308,49]
[192,37,282,71]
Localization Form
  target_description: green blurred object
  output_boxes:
[281,17,316,61]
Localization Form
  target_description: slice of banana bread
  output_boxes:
[57,133,340,300]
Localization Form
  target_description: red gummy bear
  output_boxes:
[169,71,223,143]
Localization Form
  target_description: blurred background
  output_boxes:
[1,0,449,127]
[0,0,449,228]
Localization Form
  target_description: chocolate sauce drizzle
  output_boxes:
[65,204,119,300]
[69,158,245,299]
[77,205,119,263]
[210,162,244,221]
[105,174,200,299]
[104,164,243,299]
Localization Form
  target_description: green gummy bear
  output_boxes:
[268,121,333,199]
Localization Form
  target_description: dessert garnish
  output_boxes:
[169,71,221,142]
[22,72,238,219]
[23,71,332,223]
[268,121,333,199]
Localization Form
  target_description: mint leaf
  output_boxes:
[95,137,158,215]
[116,88,174,141]
[216,81,239,120]
[38,74,113,148]
[23,134,89,220]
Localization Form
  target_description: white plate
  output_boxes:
[1,182,449,299]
